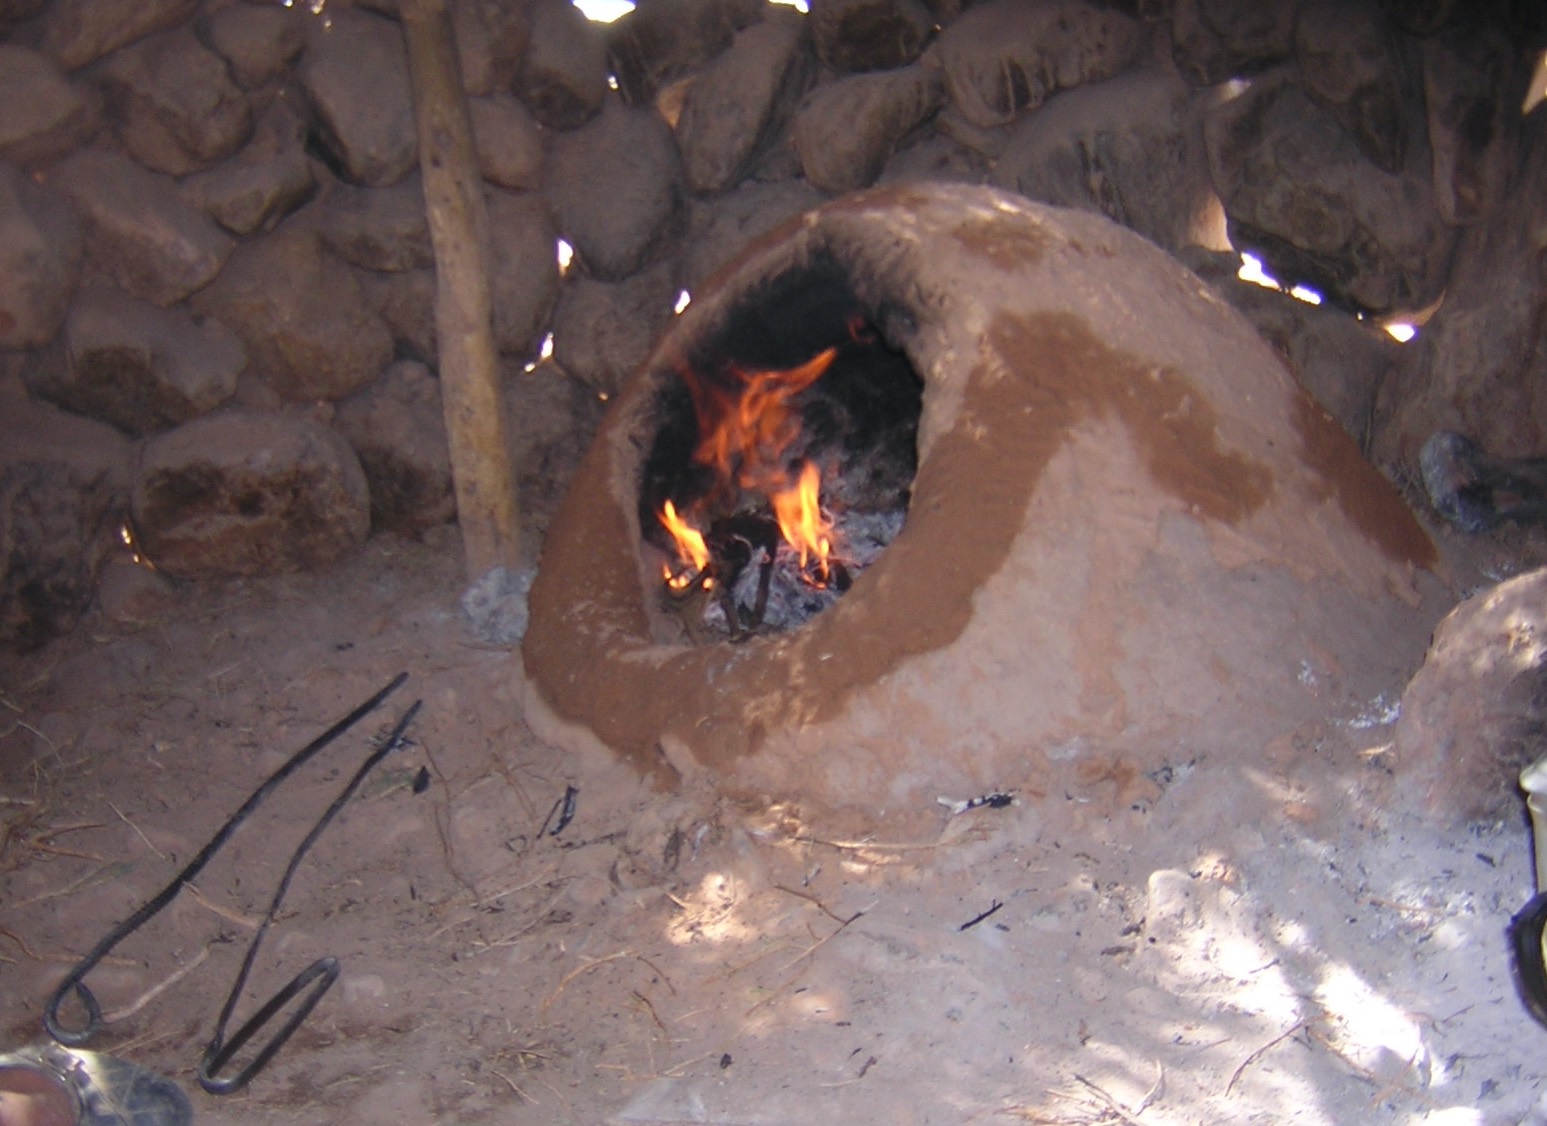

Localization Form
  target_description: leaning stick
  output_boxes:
[401,0,521,580]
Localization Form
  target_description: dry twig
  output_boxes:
[1226,1019,1312,1096]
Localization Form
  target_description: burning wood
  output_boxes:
[638,259,922,641]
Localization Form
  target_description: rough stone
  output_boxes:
[1371,109,1547,467]
[38,0,199,72]
[48,148,233,307]
[334,358,454,536]
[1204,69,1455,315]
[925,0,1144,130]
[808,0,937,73]
[517,0,608,130]
[487,187,560,359]
[675,13,815,196]
[546,94,683,282]
[605,0,762,108]
[201,0,308,90]
[177,96,316,237]
[0,374,131,651]
[469,93,544,191]
[791,64,944,194]
[877,129,992,188]
[1421,23,1529,226]
[1395,568,1547,822]
[502,358,604,545]
[298,8,417,187]
[0,44,97,169]
[320,175,433,273]
[97,26,253,177]
[357,267,436,364]
[188,220,393,402]
[452,0,530,97]
[1171,0,1298,86]
[991,66,1216,255]
[552,256,678,396]
[0,160,82,350]
[1294,0,1409,175]
[677,178,825,294]
[25,286,243,436]
[132,408,370,579]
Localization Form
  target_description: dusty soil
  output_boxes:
[5,515,1547,1125]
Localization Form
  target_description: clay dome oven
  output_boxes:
[521,184,1440,823]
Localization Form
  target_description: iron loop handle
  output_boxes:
[197,957,341,1095]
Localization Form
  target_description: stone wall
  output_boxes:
[0,0,1542,649]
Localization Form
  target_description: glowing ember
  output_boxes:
[659,499,711,590]
[770,461,835,584]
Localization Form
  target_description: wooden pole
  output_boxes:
[401,0,521,580]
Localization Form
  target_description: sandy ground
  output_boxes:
[5,515,1547,1125]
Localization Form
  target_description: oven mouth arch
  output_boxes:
[634,248,927,641]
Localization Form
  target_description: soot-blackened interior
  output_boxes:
[637,254,924,635]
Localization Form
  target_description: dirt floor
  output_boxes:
[5,511,1547,1125]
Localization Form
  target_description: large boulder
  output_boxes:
[24,286,244,436]
[487,187,560,359]
[177,96,316,237]
[38,0,199,72]
[1205,69,1456,315]
[0,44,97,168]
[132,408,370,579]
[298,8,417,188]
[1293,0,1409,175]
[1394,569,1547,822]
[551,256,678,397]
[96,26,252,177]
[49,148,233,307]
[0,375,132,651]
[674,13,815,195]
[808,0,937,73]
[1171,0,1297,85]
[189,219,393,403]
[605,0,763,107]
[517,0,608,130]
[334,359,455,537]
[0,160,82,350]
[320,175,435,274]
[201,1,308,90]
[677,178,825,293]
[791,64,944,194]
[452,0,531,98]
[1372,108,1547,467]
[925,0,1144,129]
[992,67,1218,255]
[547,94,683,281]
[1421,22,1531,226]
[469,93,544,191]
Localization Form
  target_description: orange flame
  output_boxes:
[661,345,843,590]
[691,347,836,491]
[771,461,834,583]
[659,499,710,590]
